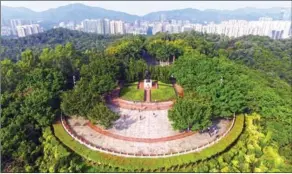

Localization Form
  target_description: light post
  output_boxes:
[73,75,76,87]
[220,76,223,86]
[170,74,175,85]
[187,114,191,132]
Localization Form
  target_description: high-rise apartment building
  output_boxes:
[165,24,173,33]
[81,19,97,33]
[110,20,116,34]
[172,25,181,33]
[190,19,291,39]
[115,20,125,34]
[152,23,163,34]
[10,19,22,35]
[16,24,42,37]
[181,25,193,32]
[96,19,104,34]
[104,19,110,34]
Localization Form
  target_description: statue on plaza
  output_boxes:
[145,70,151,82]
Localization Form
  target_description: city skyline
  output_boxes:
[1,1,291,16]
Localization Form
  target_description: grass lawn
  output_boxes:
[53,115,244,171]
[119,82,144,101]
[151,82,176,102]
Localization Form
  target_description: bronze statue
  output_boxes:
[145,70,151,81]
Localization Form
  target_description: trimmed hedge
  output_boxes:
[53,115,244,170]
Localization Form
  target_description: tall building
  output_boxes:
[96,19,104,34]
[147,27,153,35]
[104,19,110,34]
[115,20,125,34]
[16,24,42,37]
[165,24,173,33]
[110,20,116,34]
[10,19,22,35]
[182,25,193,32]
[81,19,97,33]
[152,23,163,34]
[194,19,291,39]
[172,25,181,33]
[16,26,26,37]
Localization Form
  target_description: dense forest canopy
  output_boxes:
[1,29,291,172]
[0,28,124,62]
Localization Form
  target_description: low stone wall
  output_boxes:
[110,98,174,110]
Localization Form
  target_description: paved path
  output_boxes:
[87,123,195,143]
[67,105,231,155]
[107,105,179,138]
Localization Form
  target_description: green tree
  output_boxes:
[37,127,86,173]
[168,94,212,131]
[87,103,119,128]
[60,78,101,117]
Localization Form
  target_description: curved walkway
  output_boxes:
[87,122,196,143]
[61,115,235,158]
[64,114,233,157]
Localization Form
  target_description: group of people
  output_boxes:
[207,126,219,137]
[139,112,157,120]
[121,114,128,120]
[119,109,158,121]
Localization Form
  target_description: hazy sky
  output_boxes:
[1,1,291,16]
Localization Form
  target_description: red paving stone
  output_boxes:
[87,122,196,143]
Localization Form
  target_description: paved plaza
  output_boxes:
[66,104,231,155]
[107,104,179,138]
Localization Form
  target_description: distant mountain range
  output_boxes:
[1,3,291,25]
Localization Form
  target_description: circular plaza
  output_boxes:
[61,80,235,158]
